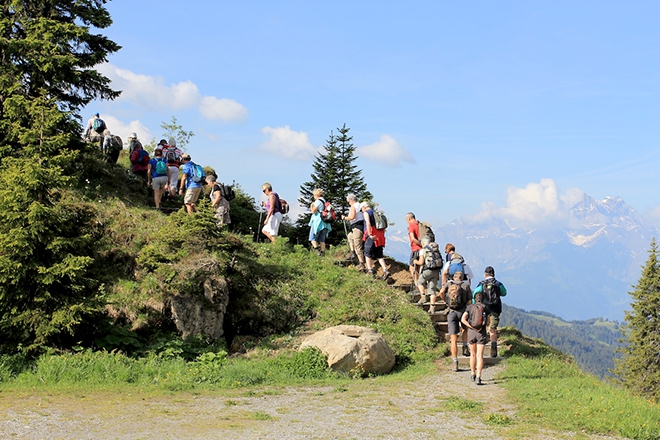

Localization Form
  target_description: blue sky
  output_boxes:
[86,1,660,229]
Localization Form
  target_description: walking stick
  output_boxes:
[256,204,264,243]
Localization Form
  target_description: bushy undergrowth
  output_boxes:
[497,327,660,440]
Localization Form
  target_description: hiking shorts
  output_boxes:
[487,312,500,332]
[152,176,168,190]
[467,328,489,345]
[309,227,328,243]
[447,310,465,335]
[168,166,179,188]
[262,212,283,236]
[417,268,440,292]
[409,250,420,267]
[364,237,384,259]
[184,187,202,205]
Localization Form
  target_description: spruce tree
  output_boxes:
[298,124,372,215]
[295,124,372,246]
[614,239,660,400]
[0,1,120,350]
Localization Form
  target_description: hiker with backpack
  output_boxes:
[439,271,472,372]
[441,243,475,286]
[413,236,443,313]
[161,138,183,197]
[178,153,204,214]
[405,213,423,288]
[127,132,143,156]
[206,173,231,227]
[129,142,150,186]
[341,194,366,272]
[461,291,491,385]
[82,112,106,150]
[147,148,171,210]
[309,189,332,256]
[361,202,390,280]
[472,266,507,358]
[260,182,283,243]
[101,129,122,164]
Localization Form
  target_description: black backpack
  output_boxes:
[480,278,502,313]
[220,183,236,202]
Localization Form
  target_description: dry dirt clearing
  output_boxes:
[0,361,623,440]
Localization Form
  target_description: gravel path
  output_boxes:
[0,359,623,440]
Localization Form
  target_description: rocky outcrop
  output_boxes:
[300,325,395,375]
[170,276,229,340]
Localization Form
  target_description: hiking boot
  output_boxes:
[490,344,498,358]
[471,374,476,382]
[428,305,436,314]
[462,344,470,357]
[380,271,391,281]
[416,294,428,305]
[452,359,459,372]
[476,377,483,386]
[367,269,376,278]
[358,264,367,273]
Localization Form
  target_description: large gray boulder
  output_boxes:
[300,325,395,375]
[170,276,229,340]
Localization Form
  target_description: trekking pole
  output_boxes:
[257,204,263,243]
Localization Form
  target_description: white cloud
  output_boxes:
[96,115,153,143]
[200,96,248,123]
[357,135,414,167]
[97,63,248,123]
[260,126,319,160]
[467,178,585,228]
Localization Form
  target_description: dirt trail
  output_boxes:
[0,360,622,440]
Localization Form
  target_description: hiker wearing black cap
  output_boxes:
[472,266,507,357]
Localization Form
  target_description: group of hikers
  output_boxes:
[84,114,505,384]
[259,187,508,385]
[82,113,232,225]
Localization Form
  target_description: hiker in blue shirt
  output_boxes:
[309,188,331,256]
[178,154,203,214]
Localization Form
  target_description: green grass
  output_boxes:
[497,328,660,440]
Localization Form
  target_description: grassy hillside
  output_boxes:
[500,303,621,378]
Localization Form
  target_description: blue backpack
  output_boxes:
[191,163,206,183]
[448,253,466,279]
[155,158,168,176]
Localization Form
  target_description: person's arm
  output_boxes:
[165,164,170,189]
[310,198,321,214]
[499,283,507,297]
[414,249,425,266]
[179,166,186,194]
[461,310,472,329]
[343,204,356,221]
[409,225,422,248]
[147,162,153,186]
[211,185,222,207]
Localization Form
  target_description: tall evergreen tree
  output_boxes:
[294,124,372,246]
[0,1,120,350]
[613,239,660,400]
[298,124,372,215]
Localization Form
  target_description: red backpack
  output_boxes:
[318,198,336,222]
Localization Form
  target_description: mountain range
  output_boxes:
[386,193,659,321]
